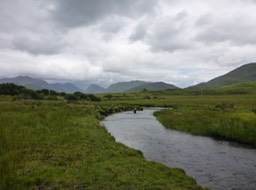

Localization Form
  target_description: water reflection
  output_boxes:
[101,108,256,190]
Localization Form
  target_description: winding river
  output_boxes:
[101,108,256,190]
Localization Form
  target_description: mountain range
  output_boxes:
[0,76,82,93]
[0,62,255,93]
[0,77,179,93]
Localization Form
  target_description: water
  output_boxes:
[101,108,256,190]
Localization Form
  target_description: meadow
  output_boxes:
[0,97,203,190]
[152,94,256,147]
[1,87,255,189]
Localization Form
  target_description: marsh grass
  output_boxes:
[0,99,203,190]
[155,107,256,147]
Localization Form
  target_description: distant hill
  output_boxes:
[106,81,147,93]
[85,84,106,94]
[0,76,48,89]
[191,63,256,89]
[49,83,81,93]
[127,82,179,92]
[0,76,82,93]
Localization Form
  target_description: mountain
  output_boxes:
[191,63,256,89]
[127,82,179,92]
[0,76,48,89]
[0,76,82,93]
[105,80,179,93]
[85,84,106,94]
[49,83,81,93]
[106,80,147,93]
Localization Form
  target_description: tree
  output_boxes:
[20,88,38,99]
[0,83,25,96]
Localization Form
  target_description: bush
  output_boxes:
[20,88,39,99]
[65,94,78,101]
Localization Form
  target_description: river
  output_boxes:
[101,108,256,190]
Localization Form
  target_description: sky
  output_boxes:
[0,0,256,88]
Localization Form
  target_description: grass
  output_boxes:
[0,99,203,190]
[218,81,256,94]
[100,92,256,146]
[2,92,255,189]
[154,103,256,147]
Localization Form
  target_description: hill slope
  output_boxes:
[0,76,48,89]
[127,82,179,92]
[218,81,256,94]
[49,83,81,93]
[106,81,147,93]
[192,63,256,89]
[85,84,106,94]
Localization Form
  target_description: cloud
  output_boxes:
[0,0,256,88]
[146,15,195,52]
[52,0,158,28]
[129,20,149,42]
[129,11,197,53]
[0,0,63,55]
[195,10,256,46]
[12,32,65,55]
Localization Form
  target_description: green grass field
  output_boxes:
[0,98,204,190]
[151,95,256,147]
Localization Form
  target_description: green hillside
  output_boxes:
[218,81,256,94]
[127,82,179,92]
[106,81,148,93]
[192,63,256,89]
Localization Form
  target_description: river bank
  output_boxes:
[102,108,256,190]
[0,99,204,190]
[154,107,256,148]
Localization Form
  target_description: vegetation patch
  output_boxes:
[154,105,256,147]
[0,99,204,190]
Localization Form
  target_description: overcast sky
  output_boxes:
[0,0,256,87]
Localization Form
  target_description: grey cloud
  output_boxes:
[0,0,40,35]
[0,34,13,49]
[12,33,65,55]
[97,16,129,40]
[52,0,157,28]
[195,12,256,46]
[98,16,127,34]
[0,0,64,55]
[175,11,188,20]
[147,14,194,52]
[130,22,148,42]
[129,11,195,52]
